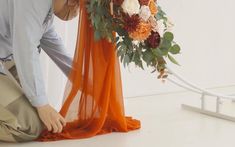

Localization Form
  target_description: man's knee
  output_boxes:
[5,96,44,142]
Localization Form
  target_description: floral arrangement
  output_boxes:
[87,0,181,79]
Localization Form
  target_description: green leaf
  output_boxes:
[160,39,171,50]
[156,6,167,20]
[123,55,130,67]
[132,51,139,61]
[151,68,157,73]
[138,60,144,70]
[94,17,101,28]
[96,6,104,15]
[169,44,181,54]
[121,54,125,62]
[117,49,123,57]
[143,50,154,66]
[116,27,127,36]
[115,37,120,43]
[168,54,180,65]
[117,42,122,48]
[159,38,171,56]
[163,32,174,42]
[161,50,168,56]
[94,30,101,41]
[152,48,162,57]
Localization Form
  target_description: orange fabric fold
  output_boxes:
[37,0,141,141]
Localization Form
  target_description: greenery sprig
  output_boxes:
[87,0,181,79]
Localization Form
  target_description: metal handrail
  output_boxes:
[166,66,235,100]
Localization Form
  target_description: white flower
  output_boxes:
[139,6,151,22]
[166,17,174,31]
[157,18,174,34]
[121,0,140,16]
[132,40,140,46]
[149,16,159,32]
[157,19,165,36]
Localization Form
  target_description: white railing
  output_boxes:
[166,66,235,122]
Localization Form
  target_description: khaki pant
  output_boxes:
[0,61,44,142]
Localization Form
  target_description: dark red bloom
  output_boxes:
[139,0,150,5]
[123,14,140,33]
[145,31,161,48]
[113,0,124,5]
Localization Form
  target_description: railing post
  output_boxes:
[216,97,222,113]
[201,93,205,110]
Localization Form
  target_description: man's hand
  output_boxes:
[36,104,66,133]
[66,0,79,20]
[54,0,79,21]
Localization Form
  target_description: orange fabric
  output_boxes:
[37,0,141,141]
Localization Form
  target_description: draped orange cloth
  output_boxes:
[37,0,141,141]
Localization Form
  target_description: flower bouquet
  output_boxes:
[87,0,181,79]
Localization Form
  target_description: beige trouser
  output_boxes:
[0,61,44,142]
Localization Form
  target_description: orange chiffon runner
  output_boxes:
[37,0,141,141]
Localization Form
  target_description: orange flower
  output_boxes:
[149,0,158,15]
[129,21,152,41]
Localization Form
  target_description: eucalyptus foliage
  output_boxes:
[87,0,181,77]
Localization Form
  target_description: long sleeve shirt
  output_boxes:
[0,0,73,107]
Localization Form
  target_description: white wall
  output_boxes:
[41,0,235,109]
[122,0,235,97]
[40,17,78,110]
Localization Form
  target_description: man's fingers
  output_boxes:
[36,104,67,133]
[45,122,52,132]
[56,120,63,133]
[59,116,67,127]
[41,117,52,132]
[51,121,59,133]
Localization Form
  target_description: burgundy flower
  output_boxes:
[123,14,140,33]
[145,31,161,48]
[113,0,124,5]
[139,0,150,5]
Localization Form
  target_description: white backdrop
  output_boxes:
[40,0,235,110]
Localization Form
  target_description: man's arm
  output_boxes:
[12,0,50,107]
[13,0,66,133]
[40,23,73,78]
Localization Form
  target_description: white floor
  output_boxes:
[2,86,235,147]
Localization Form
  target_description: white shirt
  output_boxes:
[0,0,73,107]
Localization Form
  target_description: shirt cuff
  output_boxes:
[28,95,49,107]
